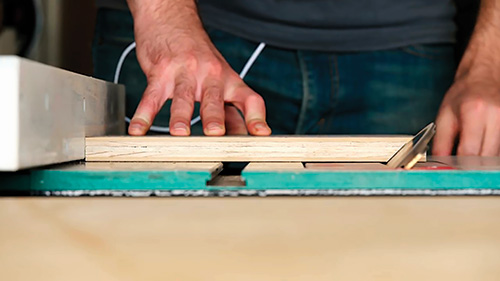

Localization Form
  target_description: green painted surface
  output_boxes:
[29,170,213,190]
[2,159,500,192]
[242,170,500,189]
[1,167,214,191]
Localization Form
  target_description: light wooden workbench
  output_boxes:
[1,197,500,281]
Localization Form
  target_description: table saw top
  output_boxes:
[2,156,500,196]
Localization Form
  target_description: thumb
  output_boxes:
[432,106,459,156]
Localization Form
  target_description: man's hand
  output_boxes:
[126,0,271,136]
[434,75,500,156]
[433,0,500,156]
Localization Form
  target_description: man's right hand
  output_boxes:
[126,0,271,136]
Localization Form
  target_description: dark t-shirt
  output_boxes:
[96,0,456,51]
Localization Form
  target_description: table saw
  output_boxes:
[1,56,500,281]
[1,56,500,197]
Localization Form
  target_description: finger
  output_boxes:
[457,105,486,156]
[169,74,196,136]
[480,109,500,156]
[129,84,169,136]
[230,86,271,136]
[224,105,247,135]
[200,79,225,136]
[432,107,458,156]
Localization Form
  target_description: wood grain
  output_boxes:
[58,162,223,172]
[85,136,411,162]
[245,162,305,171]
[1,198,500,281]
[305,162,392,170]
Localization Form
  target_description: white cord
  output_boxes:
[114,41,266,133]
[114,42,136,85]
[238,42,266,79]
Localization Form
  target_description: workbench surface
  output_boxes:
[1,197,499,281]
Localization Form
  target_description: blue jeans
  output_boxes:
[93,8,456,135]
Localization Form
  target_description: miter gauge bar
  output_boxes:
[386,123,436,170]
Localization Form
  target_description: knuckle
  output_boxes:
[143,98,161,112]
[200,93,224,117]
[200,102,222,114]
[176,54,198,72]
[174,78,196,100]
[170,103,193,118]
[200,100,223,114]
[461,98,486,115]
[202,85,223,101]
[175,89,195,102]
[204,59,223,76]
[142,88,163,112]
[246,93,265,105]
[171,96,192,108]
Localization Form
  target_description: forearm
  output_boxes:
[457,0,500,80]
[126,0,213,72]
[127,0,203,35]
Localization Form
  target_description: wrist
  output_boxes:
[131,4,213,58]
[456,2,500,81]
[456,36,500,82]
[129,0,205,42]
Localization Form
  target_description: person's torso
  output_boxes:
[96,0,457,51]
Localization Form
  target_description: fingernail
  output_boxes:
[205,123,225,135]
[130,123,143,130]
[173,122,188,132]
[255,123,268,131]
[129,122,144,135]
[129,116,150,134]
[207,122,223,131]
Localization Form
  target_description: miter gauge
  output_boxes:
[386,123,436,170]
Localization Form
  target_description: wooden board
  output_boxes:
[1,198,500,281]
[245,162,305,171]
[305,162,391,170]
[246,162,391,171]
[85,136,411,162]
[0,56,125,171]
[59,161,222,172]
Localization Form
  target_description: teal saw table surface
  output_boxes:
[1,156,500,196]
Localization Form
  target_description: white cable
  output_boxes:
[113,42,136,85]
[114,41,266,133]
[238,42,266,79]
